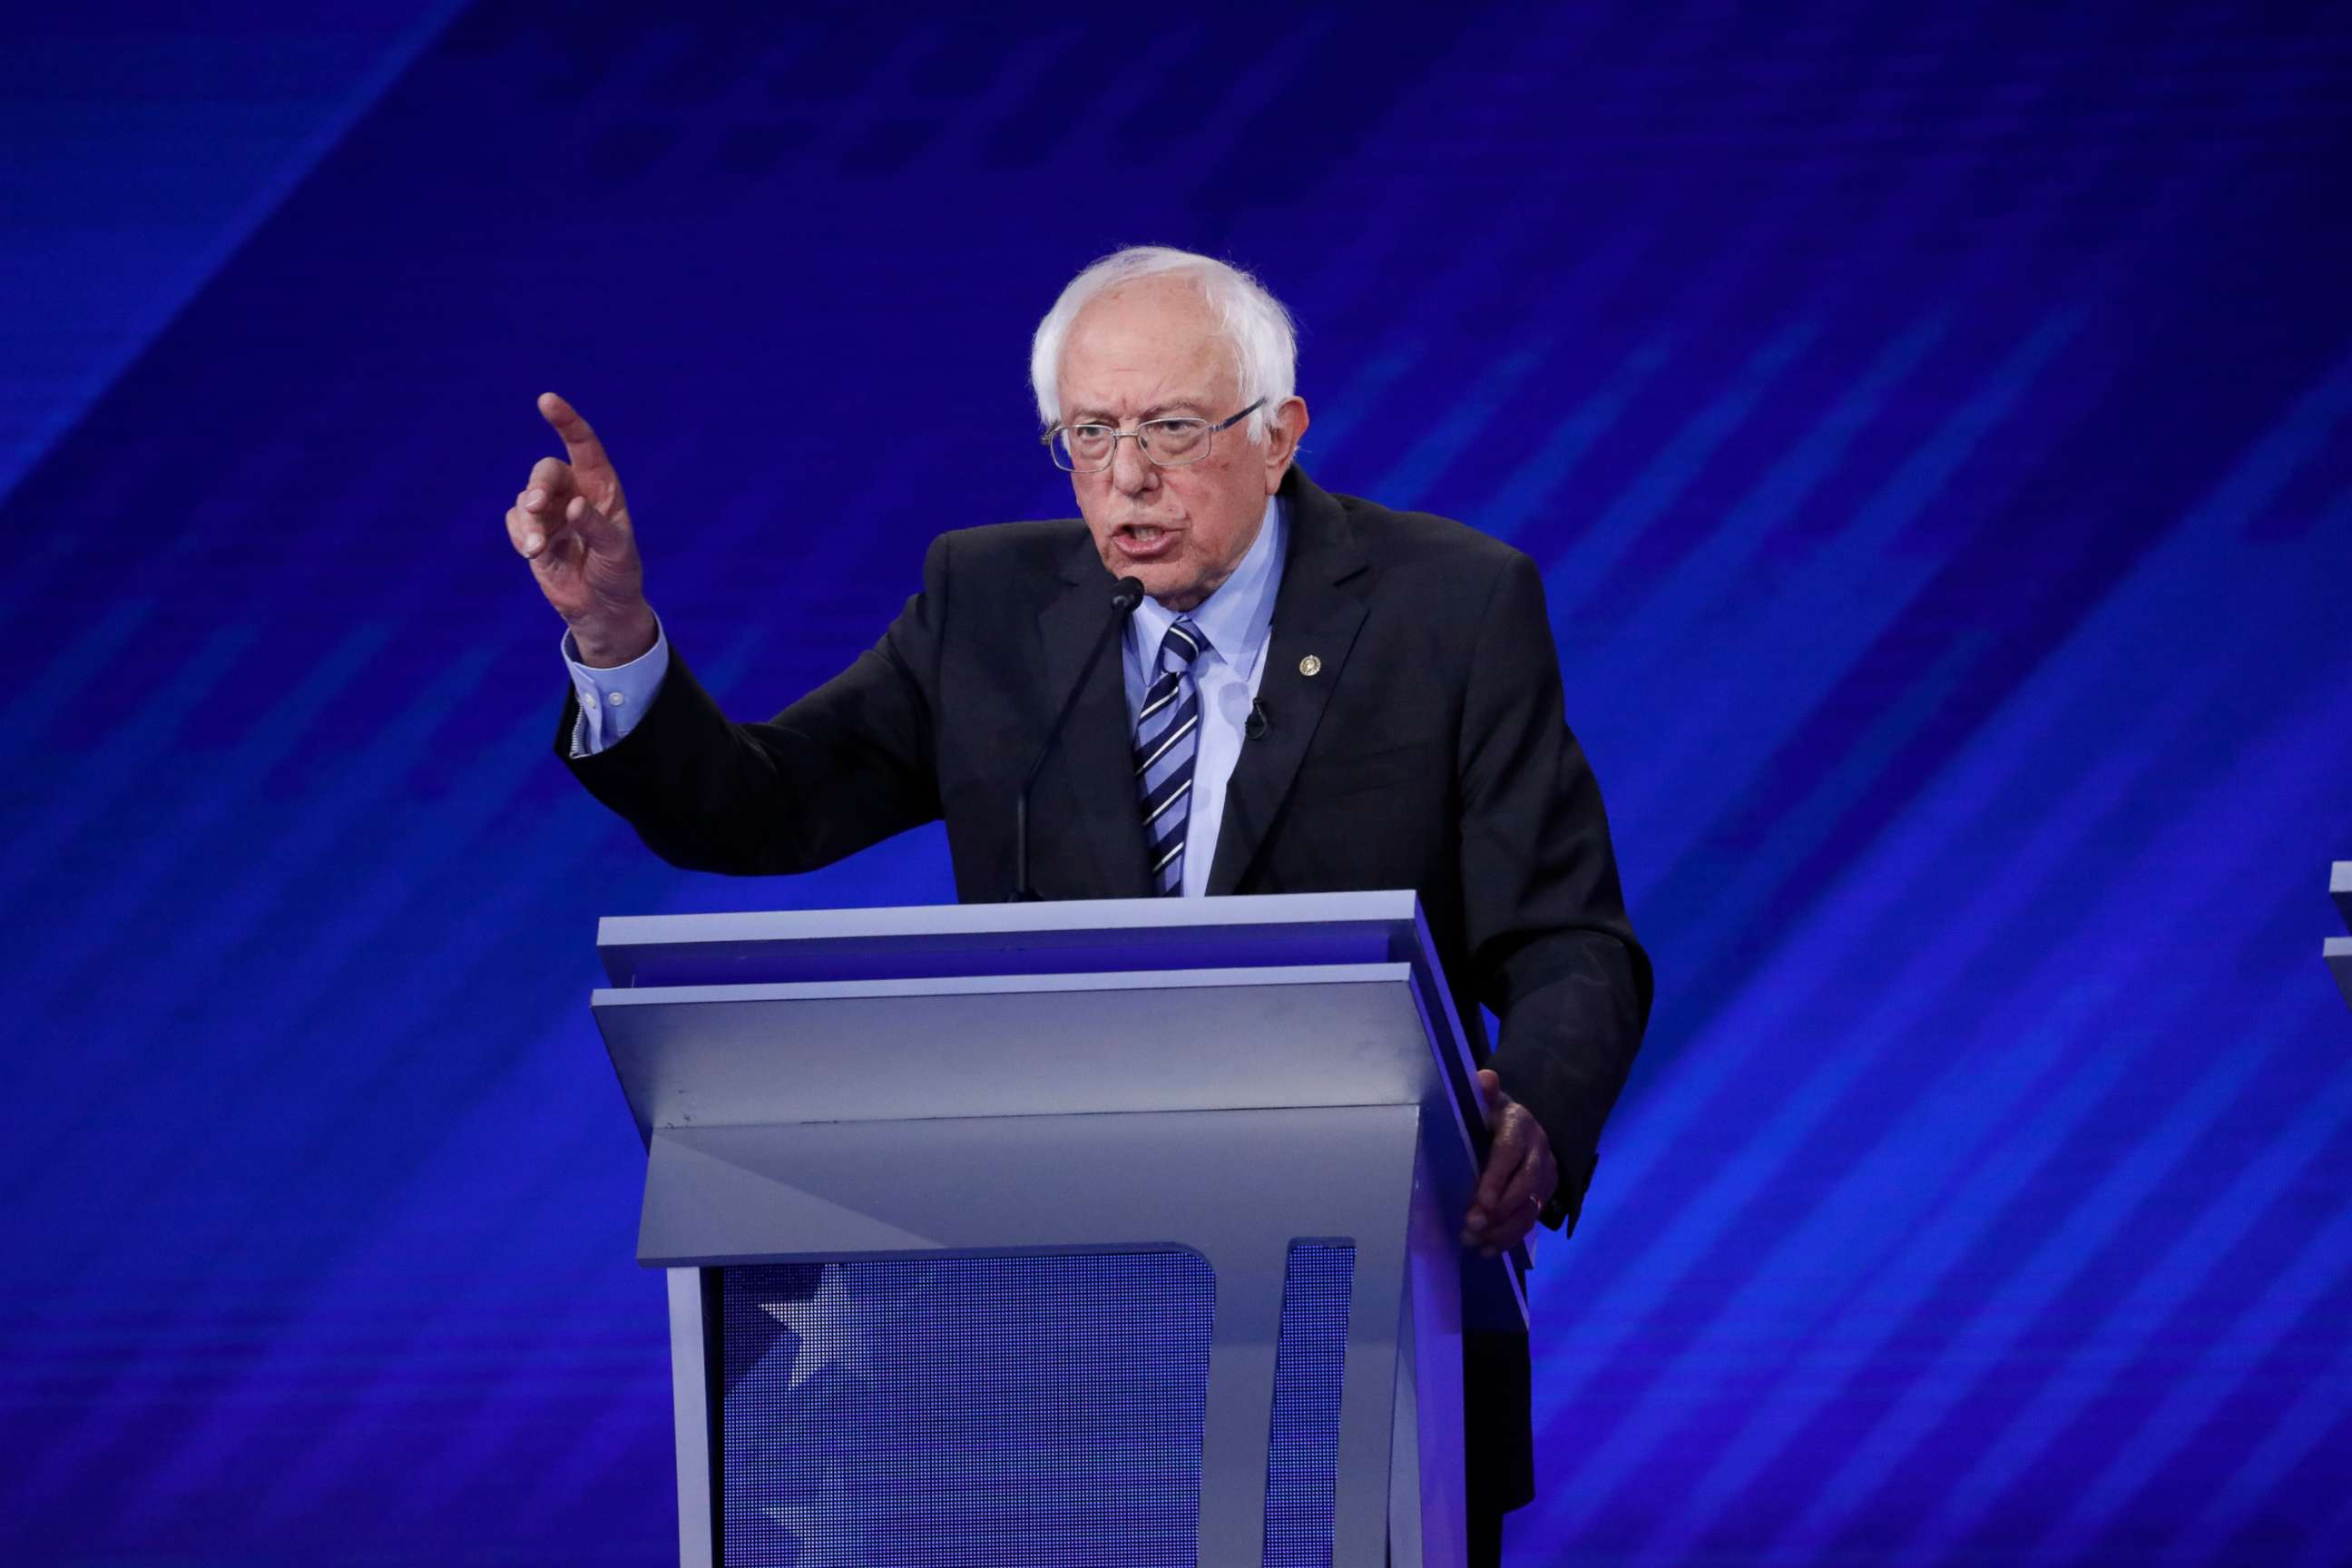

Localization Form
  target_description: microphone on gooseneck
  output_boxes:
[1008,575,1146,901]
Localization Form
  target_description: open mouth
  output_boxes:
[1115,524,1179,558]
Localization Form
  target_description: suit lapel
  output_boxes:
[1034,545,1153,899]
[1207,469,1370,896]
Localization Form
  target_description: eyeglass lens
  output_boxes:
[1057,419,1212,471]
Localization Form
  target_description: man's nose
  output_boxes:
[1108,434,1158,495]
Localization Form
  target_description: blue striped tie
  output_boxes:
[1134,617,1206,896]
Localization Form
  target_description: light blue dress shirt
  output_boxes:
[563,618,668,755]
[566,494,1289,899]
[1119,495,1284,897]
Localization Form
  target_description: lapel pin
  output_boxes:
[1298,654,1322,677]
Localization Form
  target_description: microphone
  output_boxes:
[1009,576,1145,901]
[1245,699,1269,741]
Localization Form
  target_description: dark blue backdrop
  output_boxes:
[5,3,2348,1563]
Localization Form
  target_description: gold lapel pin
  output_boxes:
[1298,654,1322,677]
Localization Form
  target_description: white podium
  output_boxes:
[592,891,1528,1566]
[2330,862,2352,1011]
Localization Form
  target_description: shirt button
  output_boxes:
[607,691,627,707]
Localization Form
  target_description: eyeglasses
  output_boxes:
[1041,398,1265,474]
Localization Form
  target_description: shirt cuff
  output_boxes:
[564,615,669,758]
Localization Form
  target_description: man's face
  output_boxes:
[1055,277,1306,612]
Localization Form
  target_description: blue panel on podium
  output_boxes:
[1263,1240,1357,1567]
[719,1251,1214,1566]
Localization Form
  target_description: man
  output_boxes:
[507,246,1651,1560]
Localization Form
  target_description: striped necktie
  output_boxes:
[1134,617,1206,895]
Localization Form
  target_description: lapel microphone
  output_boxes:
[1245,699,1269,741]
[1009,575,1146,901]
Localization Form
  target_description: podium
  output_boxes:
[2331,862,2352,1011]
[592,891,1529,1566]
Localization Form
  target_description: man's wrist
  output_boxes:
[568,608,658,668]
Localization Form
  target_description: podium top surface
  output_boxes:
[593,889,1530,1322]
[593,890,1485,1165]
[596,890,1446,991]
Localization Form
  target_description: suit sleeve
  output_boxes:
[554,533,950,875]
[1455,550,1654,1233]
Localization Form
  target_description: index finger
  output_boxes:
[538,391,615,483]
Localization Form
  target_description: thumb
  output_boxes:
[1476,1067,1505,1125]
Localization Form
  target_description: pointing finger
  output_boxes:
[538,391,616,486]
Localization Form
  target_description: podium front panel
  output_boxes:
[715,1251,1216,1565]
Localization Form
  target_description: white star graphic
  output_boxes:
[759,1264,880,1390]
[760,1499,862,1568]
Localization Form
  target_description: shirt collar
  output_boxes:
[1131,491,1286,674]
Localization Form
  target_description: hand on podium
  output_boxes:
[1460,1067,1557,1257]
[507,391,658,668]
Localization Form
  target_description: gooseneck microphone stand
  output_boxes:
[1007,575,1145,901]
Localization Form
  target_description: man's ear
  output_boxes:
[1263,397,1309,491]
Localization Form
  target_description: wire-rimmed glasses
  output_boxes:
[1041,398,1265,474]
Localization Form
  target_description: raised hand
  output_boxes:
[506,392,657,667]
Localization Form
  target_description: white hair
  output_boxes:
[1029,245,1298,443]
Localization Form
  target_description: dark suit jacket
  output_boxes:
[560,466,1651,1511]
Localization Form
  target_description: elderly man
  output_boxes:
[509,245,1650,1562]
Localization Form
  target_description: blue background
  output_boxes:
[4,2,2348,1563]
